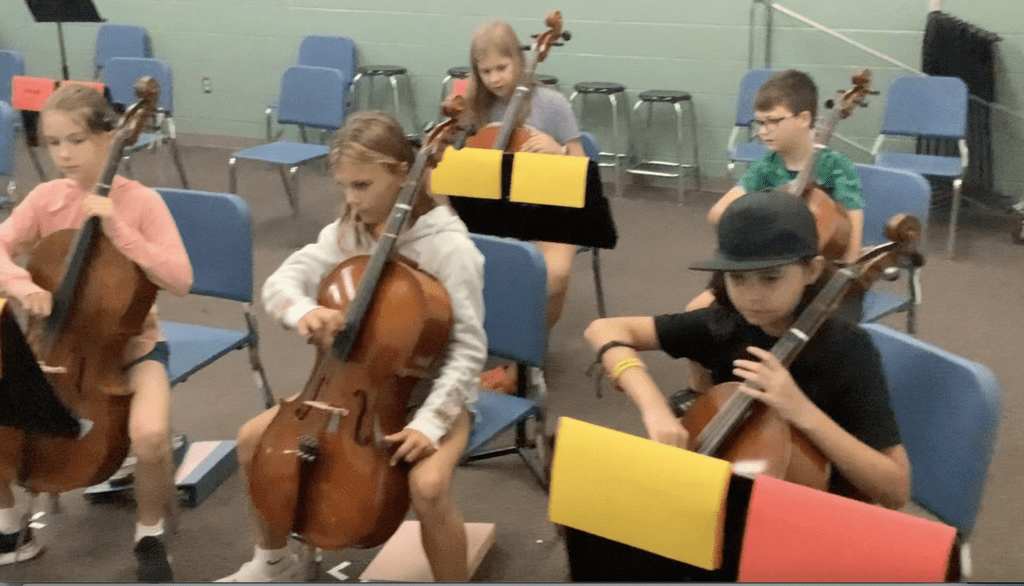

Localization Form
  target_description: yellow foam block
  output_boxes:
[548,417,732,570]
[430,146,503,200]
[509,151,588,208]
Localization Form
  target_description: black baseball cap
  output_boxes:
[691,190,819,272]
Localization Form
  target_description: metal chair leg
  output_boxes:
[168,138,189,189]
[281,166,300,216]
[947,177,963,259]
[591,248,607,318]
[609,93,621,197]
[244,305,275,410]
[228,157,238,194]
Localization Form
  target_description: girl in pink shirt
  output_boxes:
[0,84,192,582]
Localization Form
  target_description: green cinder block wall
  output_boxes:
[2,0,1021,197]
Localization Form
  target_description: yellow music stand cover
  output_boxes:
[548,417,732,570]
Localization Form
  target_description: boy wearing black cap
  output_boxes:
[584,190,909,509]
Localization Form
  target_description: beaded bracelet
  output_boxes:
[611,357,645,382]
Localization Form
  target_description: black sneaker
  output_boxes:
[134,535,173,582]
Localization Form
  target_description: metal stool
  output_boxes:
[350,65,419,137]
[536,74,559,93]
[568,82,629,196]
[628,90,701,203]
[440,66,471,103]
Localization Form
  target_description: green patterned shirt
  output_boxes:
[739,149,863,210]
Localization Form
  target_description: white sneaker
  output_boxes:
[216,552,301,582]
[0,529,44,566]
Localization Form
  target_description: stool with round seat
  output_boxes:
[627,89,701,203]
[568,82,630,196]
[350,64,419,137]
[440,65,472,103]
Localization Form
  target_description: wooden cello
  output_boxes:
[464,11,570,152]
[0,78,161,494]
[680,214,922,493]
[782,68,874,261]
[247,100,469,551]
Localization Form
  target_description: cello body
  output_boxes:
[249,255,452,551]
[464,123,532,152]
[797,184,852,262]
[680,382,830,491]
[0,227,158,493]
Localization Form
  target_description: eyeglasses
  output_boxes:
[752,114,796,132]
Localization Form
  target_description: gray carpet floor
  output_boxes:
[2,141,1023,582]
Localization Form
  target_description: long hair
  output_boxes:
[329,111,435,243]
[39,84,117,139]
[464,20,534,131]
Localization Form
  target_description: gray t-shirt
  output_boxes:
[487,86,581,144]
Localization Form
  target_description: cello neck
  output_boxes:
[492,46,541,152]
[332,148,433,361]
[788,110,840,198]
[693,267,857,456]
[43,132,131,343]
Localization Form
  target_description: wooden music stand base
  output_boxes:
[359,520,495,582]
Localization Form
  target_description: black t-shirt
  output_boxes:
[655,307,902,453]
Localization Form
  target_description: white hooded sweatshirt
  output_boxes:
[262,205,486,446]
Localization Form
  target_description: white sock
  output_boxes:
[135,518,165,543]
[0,507,21,534]
[253,544,291,565]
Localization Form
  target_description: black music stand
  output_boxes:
[24,0,103,80]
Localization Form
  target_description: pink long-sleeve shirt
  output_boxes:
[0,176,193,363]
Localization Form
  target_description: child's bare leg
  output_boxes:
[235,405,289,550]
[409,411,471,582]
[534,241,576,328]
[127,361,173,529]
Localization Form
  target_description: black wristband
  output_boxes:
[595,340,637,364]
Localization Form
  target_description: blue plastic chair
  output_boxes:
[0,49,25,105]
[864,324,1001,579]
[265,35,356,142]
[154,188,273,409]
[870,75,968,258]
[103,57,189,188]
[0,101,16,207]
[94,23,151,78]
[231,65,346,216]
[462,233,550,489]
[855,163,931,334]
[577,131,607,318]
[726,68,775,179]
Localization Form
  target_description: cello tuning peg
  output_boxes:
[562,30,572,41]
[824,98,836,109]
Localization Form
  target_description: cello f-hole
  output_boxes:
[354,389,373,446]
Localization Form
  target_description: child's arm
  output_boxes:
[584,317,690,448]
[844,208,864,263]
[734,346,911,508]
[262,221,345,329]
[91,187,192,296]
[404,237,487,449]
[708,186,747,224]
[0,191,52,302]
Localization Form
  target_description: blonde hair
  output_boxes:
[40,84,117,137]
[465,20,534,131]
[329,111,435,239]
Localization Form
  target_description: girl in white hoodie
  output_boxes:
[219,111,487,583]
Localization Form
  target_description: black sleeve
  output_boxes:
[654,309,716,362]
[833,325,903,451]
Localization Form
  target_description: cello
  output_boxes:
[0,78,161,495]
[247,99,470,551]
[781,68,874,261]
[464,11,571,152]
[680,214,922,493]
